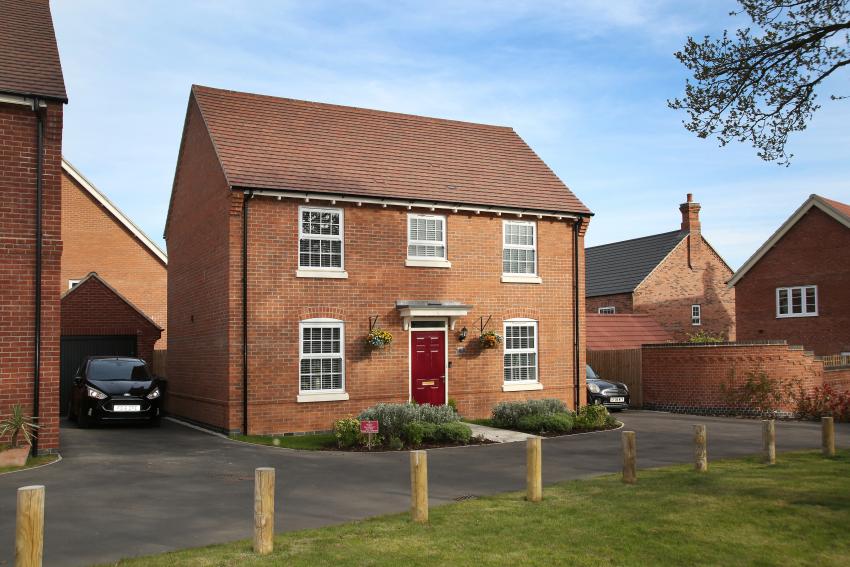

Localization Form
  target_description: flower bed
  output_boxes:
[334,403,486,450]
[486,399,619,436]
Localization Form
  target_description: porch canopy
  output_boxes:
[395,300,472,330]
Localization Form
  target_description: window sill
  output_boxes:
[405,258,452,268]
[296,269,349,279]
[296,392,350,403]
[501,274,542,284]
[502,382,543,392]
[776,313,819,319]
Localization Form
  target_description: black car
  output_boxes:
[586,364,629,411]
[68,356,165,427]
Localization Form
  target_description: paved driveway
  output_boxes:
[1,412,847,567]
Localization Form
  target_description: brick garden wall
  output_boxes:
[61,169,168,346]
[0,101,63,453]
[61,277,162,364]
[735,206,850,356]
[642,342,830,415]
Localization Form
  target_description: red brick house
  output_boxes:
[585,194,735,340]
[730,194,850,356]
[166,85,592,435]
[60,159,168,345]
[60,273,163,414]
[0,0,66,454]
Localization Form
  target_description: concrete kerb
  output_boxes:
[0,454,62,477]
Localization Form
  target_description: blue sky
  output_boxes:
[51,0,850,269]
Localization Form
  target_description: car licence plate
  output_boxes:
[113,404,141,412]
[610,397,625,403]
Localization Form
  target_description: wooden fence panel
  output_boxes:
[152,349,167,377]
[587,349,642,407]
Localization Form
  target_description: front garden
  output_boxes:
[232,399,619,451]
[102,450,850,566]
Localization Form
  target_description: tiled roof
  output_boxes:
[585,230,685,297]
[0,0,67,101]
[821,196,850,222]
[586,314,672,350]
[191,85,590,215]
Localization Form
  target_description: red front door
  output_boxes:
[411,331,446,405]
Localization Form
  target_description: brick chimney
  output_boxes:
[679,193,701,268]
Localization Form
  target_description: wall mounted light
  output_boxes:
[458,327,468,342]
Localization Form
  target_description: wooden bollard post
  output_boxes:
[762,419,776,465]
[822,416,835,457]
[253,467,275,555]
[410,450,428,523]
[622,431,637,484]
[16,485,44,567]
[526,437,542,502]
[694,424,708,473]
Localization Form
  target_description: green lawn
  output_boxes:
[0,454,58,474]
[102,450,850,566]
[230,433,336,450]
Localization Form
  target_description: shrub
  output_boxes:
[491,399,569,428]
[575,404,609,429]
[686,330,726,343]
[402,421,440,447]
[719,370,796,417]
[332,417,361,448]
[515,411,574,434]
[358,403,459,442]
[434,422,472,444]
[794,384,850,422]
[387,436,404,451]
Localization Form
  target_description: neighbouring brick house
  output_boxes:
[585,194,735,340]
[166,85,592,435]
[60,273,162,413]
[0,0,67,454]
[729,194,850,356]
[60,160,168,344]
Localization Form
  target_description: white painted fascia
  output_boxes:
[728,195,850,288]
[62,159,168,265]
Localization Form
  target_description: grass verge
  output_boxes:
[0,454,59,474]
[230,433,336,451]
[103,450,850,566]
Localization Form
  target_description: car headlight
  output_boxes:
[146,387,161,400]
[587,383,600,394]
[86,386,107,400]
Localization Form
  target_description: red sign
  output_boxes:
[360,420,379,434]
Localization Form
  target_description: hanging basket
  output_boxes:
[478,331,503,349]
[366,329,393,349]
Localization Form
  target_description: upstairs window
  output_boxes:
[504,320,538,383]
[691,304,701,326]
[407,214,447,259]
[503,221,537,275]
[299,207,343,270]
[598,307,616,315]
[777,286,818,318]
[299,320,344,393]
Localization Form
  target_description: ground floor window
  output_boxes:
[299,319,344,392]
[776,285,817,317]
[503,319,538,383]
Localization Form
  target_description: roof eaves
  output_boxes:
[62,159,167,265]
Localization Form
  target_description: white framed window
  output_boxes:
[691,304,701,326]
[299,319,345,397]
[68,279,81,290]
[503,319,539,389]
[298,207,345,275]
[502,221,539,282]
[406,214,450,267]
[598,306,616,315]
[776,285,818,318]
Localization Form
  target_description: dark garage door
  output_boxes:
[60,335,137,416]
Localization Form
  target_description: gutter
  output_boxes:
[242,190,253,434]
